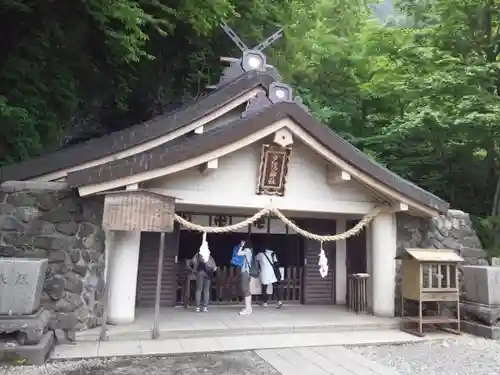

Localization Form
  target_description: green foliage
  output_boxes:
[474,216,500,257]
[1,0,499,247]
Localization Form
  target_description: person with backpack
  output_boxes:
[190,250,217,312]
[255,247,283,308]
[236,237,257,315]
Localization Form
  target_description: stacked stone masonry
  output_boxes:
[0,181,105,331]
[396,209,487,315]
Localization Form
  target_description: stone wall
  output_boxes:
[0,181,105,331]
[395,209,487,314]
[397,209,486,262]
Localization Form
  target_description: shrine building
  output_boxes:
[0,28,449,326]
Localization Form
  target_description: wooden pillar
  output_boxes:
[152,233,166,339]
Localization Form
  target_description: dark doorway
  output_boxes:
[346,220,367,304]
[175,214,304,305]
[299,218,337,305]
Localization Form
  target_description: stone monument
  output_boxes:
[461,265,500,339]
[0,258,55,365]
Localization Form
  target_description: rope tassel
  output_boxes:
[318,242,328,278]
[199,232,210,263]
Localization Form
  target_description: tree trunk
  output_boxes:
[492,172,500,217]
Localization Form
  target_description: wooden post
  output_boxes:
[152,232,166,339]
[100,230,113,341]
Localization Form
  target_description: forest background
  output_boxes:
[1,0,499,254]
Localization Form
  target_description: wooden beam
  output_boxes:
[151,232,165,339]
[199,159,218,173]
[99,230,113,342]
[126,183,138,190]
[392,202,409,212]
[327,165,351,185]
[273,128,293,147]
[220,56,239,63]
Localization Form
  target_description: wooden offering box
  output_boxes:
[397,248,464,337]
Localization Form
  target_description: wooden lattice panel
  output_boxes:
[102,190,174,232]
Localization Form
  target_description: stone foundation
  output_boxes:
[460,266,500,339]
[0,181,105,331]
[461,320,500,340]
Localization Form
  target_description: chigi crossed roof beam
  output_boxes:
[207,22,284,89]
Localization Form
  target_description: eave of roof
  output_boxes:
[67,101,449,214]
[0,70,276,182]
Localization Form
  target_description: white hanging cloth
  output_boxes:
[318,242,328,278]
[199,232,210,263]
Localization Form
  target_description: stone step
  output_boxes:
[52,329,439,361]
[76,319,400,342]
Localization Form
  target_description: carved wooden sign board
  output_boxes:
[101,190,175,232]
[256,144,291,196]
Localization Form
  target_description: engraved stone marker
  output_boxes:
[463,265,500,305]
[0,258,48,315]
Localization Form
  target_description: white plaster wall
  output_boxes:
[144,140,377,214]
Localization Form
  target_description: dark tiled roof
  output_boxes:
[0,70,275,182]
[67,102,449,213]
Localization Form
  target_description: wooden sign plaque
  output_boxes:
[256,144,291,196]
[101,190,175,232]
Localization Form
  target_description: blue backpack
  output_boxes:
[231,244,244,267]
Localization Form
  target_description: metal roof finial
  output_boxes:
[214,22,283,87]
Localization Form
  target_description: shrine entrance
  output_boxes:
[136,212,305,307]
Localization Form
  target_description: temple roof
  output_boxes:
[0,70,275,182]
[66,101,448,214]
[0,63,449,216]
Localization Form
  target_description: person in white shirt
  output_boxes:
[255,247,283,308]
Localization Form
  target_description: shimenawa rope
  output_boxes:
[173,205,385,242]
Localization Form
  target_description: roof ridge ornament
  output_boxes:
[221,22,284,68]
[215,22,311,116]
[216,22,283,87]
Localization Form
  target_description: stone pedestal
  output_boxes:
[0,331,55,366]
[463,266,500,304]
[461,301,500,326]
[461,320,500,340]
[461,266,500,339]
[0,258,56,365]
[0,308,52,345]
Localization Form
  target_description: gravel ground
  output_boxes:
[350,336,500,375]
[0,352,280,375]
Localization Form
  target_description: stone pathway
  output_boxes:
[1,347,402,375]
[256,346,402,375]
[2,330,458,374]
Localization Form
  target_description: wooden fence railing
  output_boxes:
[176,265,303,307]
